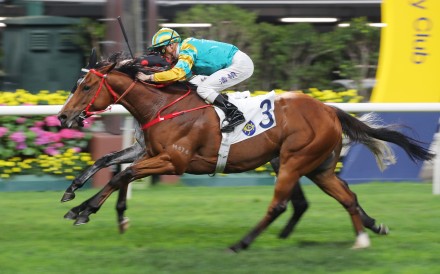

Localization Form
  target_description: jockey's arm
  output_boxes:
[137,54,194,83]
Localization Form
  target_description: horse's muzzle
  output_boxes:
[58,112,85,128]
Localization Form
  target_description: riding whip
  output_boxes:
[117,16,134,58]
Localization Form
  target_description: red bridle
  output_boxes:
[81,68,212,130]
[82,69,137,116]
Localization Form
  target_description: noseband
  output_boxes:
[82,69,137,117]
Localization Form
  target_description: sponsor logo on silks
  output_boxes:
[242,121,256,136]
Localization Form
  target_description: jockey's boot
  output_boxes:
[213,94,246,133]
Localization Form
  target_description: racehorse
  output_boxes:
[61,119,388,239]
[60,50,389,238]
[58,52,433,251]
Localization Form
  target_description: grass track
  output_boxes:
[0,182,439,274]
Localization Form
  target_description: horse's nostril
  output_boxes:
[58,114,67,123]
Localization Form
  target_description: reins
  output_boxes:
[84,68,211,129]
[142,89,211,130]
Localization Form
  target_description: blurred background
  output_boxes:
[0,0,382,95]
[0,0,438,189]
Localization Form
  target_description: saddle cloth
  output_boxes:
[214,90,277,144]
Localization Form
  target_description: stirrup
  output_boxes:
[221,115,245,133]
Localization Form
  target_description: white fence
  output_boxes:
[2,103,440,115]
[1,103,440,194]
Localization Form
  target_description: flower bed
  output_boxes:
[0,88,361,188]
[0,89,94,181]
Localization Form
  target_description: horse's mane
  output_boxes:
[95,51,197,92]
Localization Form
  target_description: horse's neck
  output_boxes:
[110,76,189,124]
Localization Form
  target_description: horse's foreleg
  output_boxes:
[61,142,144,202]
[71,168,134,225]
[229,168,300,252]
[63,192,100,220]
[68,153,175,226]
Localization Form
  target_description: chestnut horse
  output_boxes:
[58,56,433,251]
[61,121,388,239]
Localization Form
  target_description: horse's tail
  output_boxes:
[334,107,435,171]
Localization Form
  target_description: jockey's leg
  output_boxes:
[212,94,245,133]
[196,50,254,133]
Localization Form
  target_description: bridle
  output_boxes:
[80,68,137,118]
[78,67,212,130]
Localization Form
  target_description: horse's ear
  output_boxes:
[86,48,98,68]
[103,63,117,73]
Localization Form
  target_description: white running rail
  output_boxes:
[1,103,439,194]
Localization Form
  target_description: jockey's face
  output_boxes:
[164,43,178,61]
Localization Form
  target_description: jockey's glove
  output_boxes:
[136,72,154,82]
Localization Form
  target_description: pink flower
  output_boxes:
[0,127,8,137]
[83,117,95,129]
[16,143,27,150]
[33,121,45,127]
[16,117,27,124]
[44,145,60,156]
[29,126,44,134]
[9,131,26,143]
[45,115,60,127]
[34,131,61,145]
[59,129,84,139]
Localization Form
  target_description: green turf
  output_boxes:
[0,182,439,274]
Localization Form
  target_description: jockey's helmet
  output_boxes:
[150,28,181,49]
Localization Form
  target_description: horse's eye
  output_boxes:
[83,85,91,91]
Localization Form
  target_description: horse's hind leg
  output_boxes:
[270,157,309,239]
[339,178,389,235]
[309,172,370,249]
[116,183,130,233]
[229,158,303,252]
[279,183,309,239]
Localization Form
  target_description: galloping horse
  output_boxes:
[58,53,433,251]
[61,117,388,239]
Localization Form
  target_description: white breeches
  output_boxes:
[189,50,254,103]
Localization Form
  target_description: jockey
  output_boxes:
[136,28,254,133]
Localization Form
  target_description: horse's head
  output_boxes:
[58,50,118,128]
[58,49,174,128]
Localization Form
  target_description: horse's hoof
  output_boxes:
[351,232,370,249]
[118,217,130,234]
[228,246,241,253]
[64,210,78,220]
[226,247,239,254]
[278,229,291,239]
[74,216,90,225]
[61,191,76,202]
[378,224,389,235]
[228,241,248,253]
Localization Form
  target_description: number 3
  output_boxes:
[259,99,274,128]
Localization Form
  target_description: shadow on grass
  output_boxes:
[296,240,353,248]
